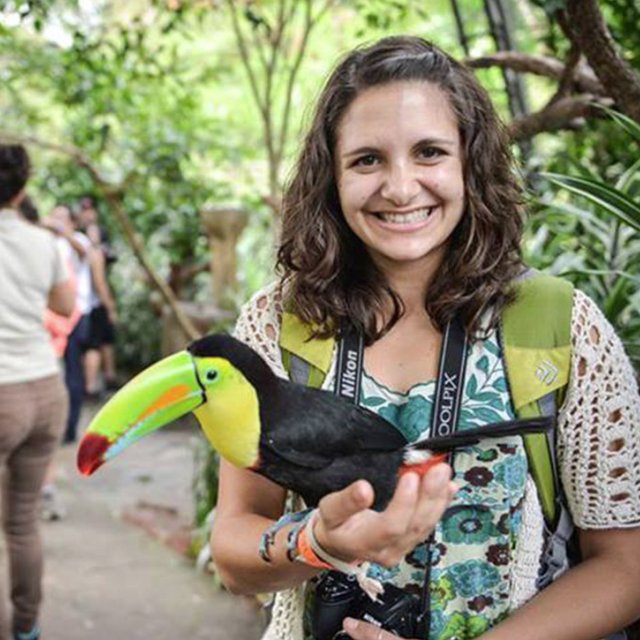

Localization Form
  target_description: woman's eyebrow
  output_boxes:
[413,136,457,147]
[339,145,381,159]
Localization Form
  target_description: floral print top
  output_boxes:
[354,329,526,639]
[361,331,527,640]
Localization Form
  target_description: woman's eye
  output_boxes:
[354,154,379,167]
[206,370,218,382]
[419,147,444,160]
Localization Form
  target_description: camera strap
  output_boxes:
[335,326,365,404]
[335,319,468,438]
[429,318,468,440]
[335,319,468,638]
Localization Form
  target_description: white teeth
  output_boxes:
[377,207,434,224]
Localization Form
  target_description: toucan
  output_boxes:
[77,334,553,509]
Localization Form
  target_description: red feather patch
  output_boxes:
[398,453,447,478]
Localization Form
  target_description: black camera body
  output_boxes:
[312,571,421,640]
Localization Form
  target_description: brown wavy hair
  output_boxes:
[276,36,524,343]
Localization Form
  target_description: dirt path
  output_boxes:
[35,407,263,640]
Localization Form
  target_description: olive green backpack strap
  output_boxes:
[279,311,335,389]
[502,271,574,527]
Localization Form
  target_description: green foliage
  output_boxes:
[109,245,164,372]
[543,172,640,233]
[601,0,640,68]
[353,0,410,33]
[528,113,640,370]
[0,0,68,30]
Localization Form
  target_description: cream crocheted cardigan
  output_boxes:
[233,282,640,640]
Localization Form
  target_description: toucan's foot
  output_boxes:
[356,568,384,601]
[259,508,314,562]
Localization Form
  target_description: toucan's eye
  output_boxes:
[205,370,218,382]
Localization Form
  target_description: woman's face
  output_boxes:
[335,80,465,280]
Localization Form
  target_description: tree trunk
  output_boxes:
[565,0,640,123]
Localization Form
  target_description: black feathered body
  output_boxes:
[190,334,411,509]
[257,379,408,509]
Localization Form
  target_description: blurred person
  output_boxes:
[41,204,86,357]
[78,196,119,397]
[16,199,79,519]
[0,144,74,640]
[39,204,90,517]
[45,204,94,443]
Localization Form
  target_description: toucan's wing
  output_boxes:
[259,380,407,469]
[411,416,554,452]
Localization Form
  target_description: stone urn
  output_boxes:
[199,205,249,306]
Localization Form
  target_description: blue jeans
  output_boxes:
[62,314,90,443]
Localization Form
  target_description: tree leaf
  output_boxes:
[542,173,640,233]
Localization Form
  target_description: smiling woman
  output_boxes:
[207,36,640,640]
[277,37,524,347]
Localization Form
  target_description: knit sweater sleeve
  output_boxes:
[232,280,289,380]
[558,289,640,528]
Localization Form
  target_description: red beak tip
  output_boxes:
[76,433,111,477]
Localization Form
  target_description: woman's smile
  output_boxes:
[369,205,437,229]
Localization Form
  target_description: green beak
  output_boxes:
[77,350,205,475]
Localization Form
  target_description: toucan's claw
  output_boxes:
[259,508,314,562]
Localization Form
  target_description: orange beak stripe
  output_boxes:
[134,383,192,424]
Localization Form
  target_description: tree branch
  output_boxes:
[507,94,611,141]
[564,0,640,123]
[277,0,313,176]
[465,51,604,95]
[225,0,268,119]
[547,42,582,106]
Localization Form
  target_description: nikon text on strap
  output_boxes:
[335,320,469,441]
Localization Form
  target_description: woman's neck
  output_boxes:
[382,262,441,317]
[372,246,445,316]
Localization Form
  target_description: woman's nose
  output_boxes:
[379,163,421,206]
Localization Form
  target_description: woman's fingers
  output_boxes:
[342,617,418,640]
[407,463,456,538]
[315,464,457,564]
[318,479,375,530]
[315,480,376,561]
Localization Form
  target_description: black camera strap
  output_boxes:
[335,319,468,436]
[335,326,365,405]
[418,319,467,638]
[335,319,468,638]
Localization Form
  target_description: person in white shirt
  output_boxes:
[0,144,74,640]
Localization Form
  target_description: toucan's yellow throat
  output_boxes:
[191,357,261,468]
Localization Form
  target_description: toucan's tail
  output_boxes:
[409,416,554,452]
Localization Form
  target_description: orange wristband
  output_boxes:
[296,521,333,570]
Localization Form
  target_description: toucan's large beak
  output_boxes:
[77,350,205,476]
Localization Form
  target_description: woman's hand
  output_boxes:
[341,617,419,640]
[314,463,456,567]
